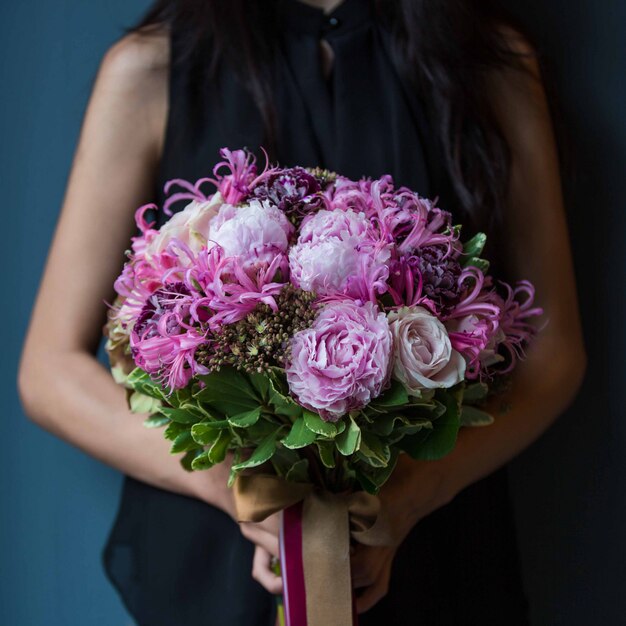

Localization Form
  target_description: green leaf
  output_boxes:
[404,391,460,461]
[228,407,262,428]
[126,368,167,400]
[191,451,215,471]
[397,428,432,456]
[227,450,242,487]
[316,441,336,468]
[462,232,487,258]
[465,257,490,273]
[143,414,170,429]
[372,380,410,408]
[460,405,494,427]
[170,429,201,454]
[358,432,391,468]
[285,458,310,483]
[282,416,317,449]
[268,380,303,419]
[270,446,302,478]
[180,449,204,471]
[246,419,280,442]
[335,416,361,456]
[169,387,193,409]
[207,429,232,464]
[247,372,271,402]
[164,421,189,441]
[232,432,280,471]
[129,391,162,414]
[190,420,231,445]
[159,407,202,425]
[462,382,489,403]
[195,368,260,416]
[303,411,337,438]
[355,449,399,493]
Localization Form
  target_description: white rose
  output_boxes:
[388,306,466,394]
[146,192,224,258]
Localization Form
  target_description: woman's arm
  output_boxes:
[353,38,587,612]
[17,32,235,517]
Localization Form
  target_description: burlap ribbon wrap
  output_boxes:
[234,475,395,626]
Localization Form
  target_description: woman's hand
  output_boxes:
[352,544,397,613]
[350,454,453,613]
[239,512,281,560]
[252,545,283,595]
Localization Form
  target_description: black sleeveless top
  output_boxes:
[104,1,529,623]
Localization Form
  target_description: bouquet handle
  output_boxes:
[279,503,359,626]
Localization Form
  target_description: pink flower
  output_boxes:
[298,208,371,243]
[211,148,259,205]
[388,306,465,394]
[207,199,294,270]
[289,208,390,300]
[180,244,287,329]
[286,300,392,421]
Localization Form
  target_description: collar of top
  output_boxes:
[277,0,373,38]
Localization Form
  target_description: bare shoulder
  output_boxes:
[487,25,552,152]
[86,28,170,159]
[100,28,170,89]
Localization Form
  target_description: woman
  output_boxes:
[18,0,586,624]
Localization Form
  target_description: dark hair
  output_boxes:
[134,0,535,249]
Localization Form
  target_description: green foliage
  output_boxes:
[463,382,489,403]
[129,391,162,414]
[335,417,361,456]
[143,414,170,429]
[401,390,461,461]
[232,431,283,471]
[462,232,487,259]
[127,362,493,494]
[460,405,494,427]
[282,416,317,449]
[303,411,337,437]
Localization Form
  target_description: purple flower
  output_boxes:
[286,300,392,421]
[388,246,462,311]
[130,283,209,390]
[251,167,324,223]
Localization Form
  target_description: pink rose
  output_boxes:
[388,306,465,394]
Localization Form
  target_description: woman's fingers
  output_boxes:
[351,544,396,613]
[355,572,391,614]
[240,522,280,558]
[252,545,283,595]
[350,544,388,588]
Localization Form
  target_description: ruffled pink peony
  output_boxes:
[289,208,390,300]
[298,208,371,244]
[207,199,294,270]
[286,300,392,421]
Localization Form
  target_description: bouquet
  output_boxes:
[106,148,541,626]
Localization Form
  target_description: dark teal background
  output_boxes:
[2,1,624,624]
